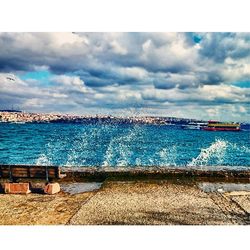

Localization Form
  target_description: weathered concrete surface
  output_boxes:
[44,182,60,195]
[231,196,250,214]
[69,181,250,225]
[4,182,31,194]
[0,180,249,225]
[61,167,250,183]
[0,192,93,225]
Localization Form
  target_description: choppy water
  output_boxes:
[0,123,249,170]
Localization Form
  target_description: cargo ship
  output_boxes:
[202,120,241,131]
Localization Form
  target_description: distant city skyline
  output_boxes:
[0,32,249,122]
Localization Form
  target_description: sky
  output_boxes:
[0,32,249,122]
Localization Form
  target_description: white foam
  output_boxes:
[188,139,228,166]
[65,130,89,166]
[158,146,177,166]
[102,125,143,167]
[36,153,51,165]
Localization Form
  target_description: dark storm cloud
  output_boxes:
[0,32,250,121]
[0,32,249,87]
[198,33,250,62]
[0,33,195,83]
[153,80,176,90]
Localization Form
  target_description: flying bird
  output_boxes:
[6,76,15,81]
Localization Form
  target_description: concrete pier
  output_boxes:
[0,166,249,225]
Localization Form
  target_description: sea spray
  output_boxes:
[188,139,228,167]
[35,140,55,165]
[102,125,143,167]
[158,146,177,166]
[65,131,89,166]
[1,123,249,168]
[36,153,51,165]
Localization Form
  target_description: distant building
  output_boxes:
[0,110,22,112]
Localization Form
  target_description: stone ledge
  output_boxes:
[4,183,31,194]
[44,183,60,195]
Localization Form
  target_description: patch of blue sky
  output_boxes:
[20,70,54,86]
[193,34,202,43]
[232,81,250,88]
[19,70,78,86]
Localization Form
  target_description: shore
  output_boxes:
[0,169,249,225]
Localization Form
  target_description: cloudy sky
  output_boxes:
[0,32,249,121]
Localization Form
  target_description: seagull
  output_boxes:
[6,77,15,81]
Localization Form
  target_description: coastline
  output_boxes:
[60,167,250,182]
[0,166,249,225]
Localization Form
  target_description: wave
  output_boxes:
[102,125,143,167]
[65,131,89,166]
[158,146,177,166]
[33,124,249,167]
[36,153,51,165]
[188,139,228,167]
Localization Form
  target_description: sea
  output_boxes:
[0,122,249,170]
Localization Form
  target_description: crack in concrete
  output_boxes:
[210,193,248,225]
[229,197,250,224]
[65,190,100,225]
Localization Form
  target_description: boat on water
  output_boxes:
[202,120,241,131]
[181,122,207,130]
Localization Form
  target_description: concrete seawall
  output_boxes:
[0,165,250,225]
[61,167,250,182]
[1,164,250,182]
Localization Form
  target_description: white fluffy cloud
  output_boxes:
[0,32,249,121]
[51,75,91,93]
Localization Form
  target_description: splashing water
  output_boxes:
[65,131,89,166]
[36,153,51,165]
[1,123,249,169]
[102,125,143,167]
[158,146,177,166]
[188,139,228,166]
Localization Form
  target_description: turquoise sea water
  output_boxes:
[0,123,249,170]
